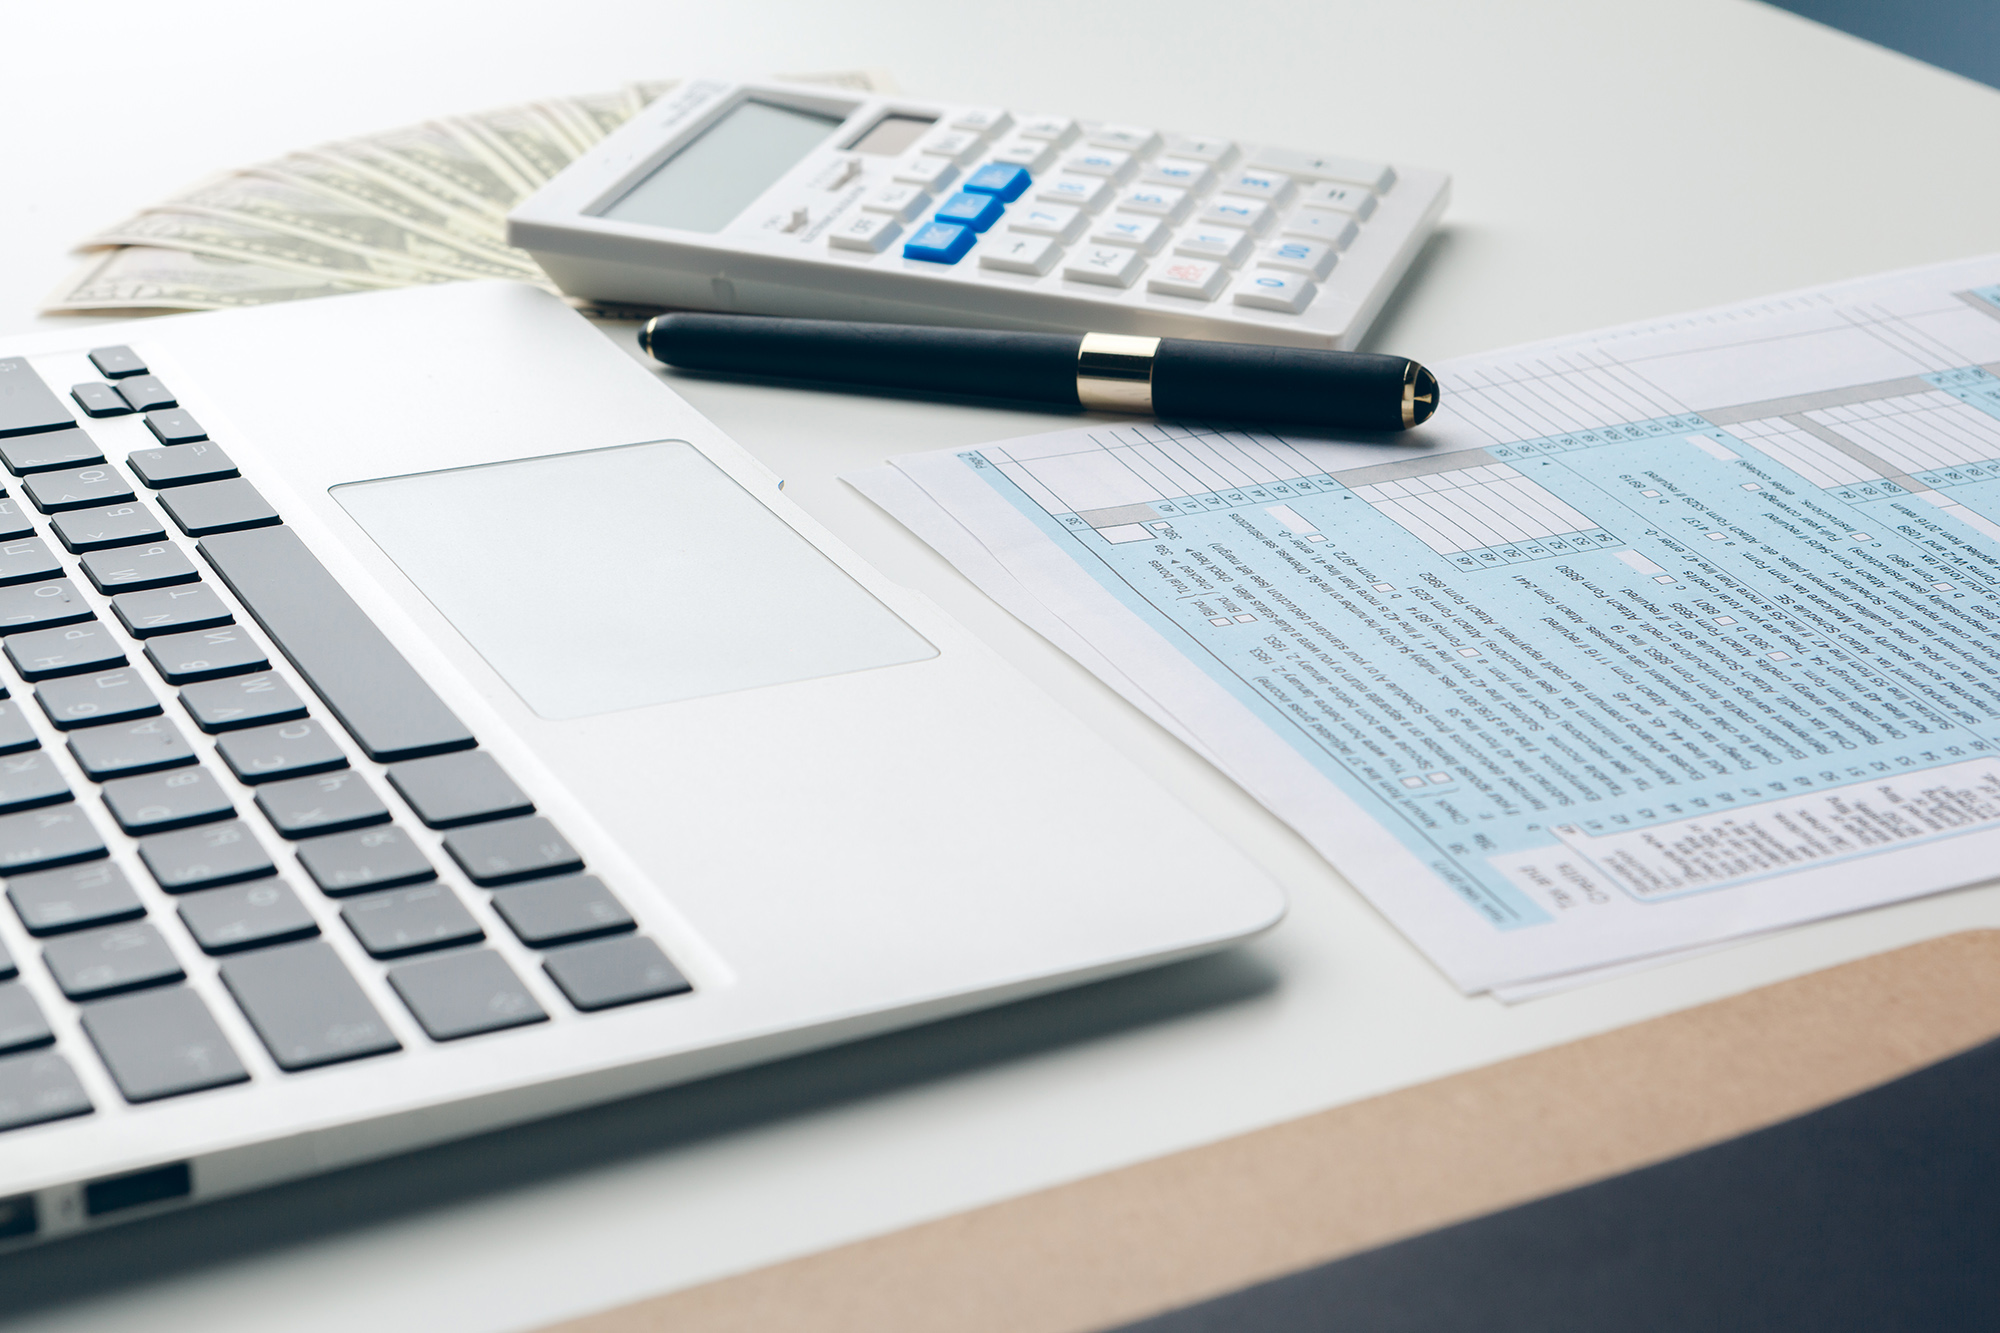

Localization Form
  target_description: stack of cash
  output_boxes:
[47,72,886,317]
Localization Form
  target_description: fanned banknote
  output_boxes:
[44,71,892,316]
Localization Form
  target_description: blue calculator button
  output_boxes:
[962,162,1030,202]
[933,191,1005,233]
[903,221,976,264]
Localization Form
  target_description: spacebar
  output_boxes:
[199,525,475,762]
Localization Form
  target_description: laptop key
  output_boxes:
[220,938,401,1070]
[114,376,176,413]
[0,538,62,586]
[43,921,184,1000]
[542,936,691,1012]
[81,986,249,1102]
[0,359,76,438]
[5,621,127,680]
[0,752,71,814]
[255,771,390,839]
[113,583,232,639]
[0,933,11,978]
[388,949,545,1040]
[387,751,532,828]
[0,701,38,755]
[68,715,198,780]
[144,624,268,685]
[103,766,234,835]
[52,502,167,553]
[341,882,483,958]
[24,467,136,514]
[0,982,53,1054]
[128,442,237,489]
[0,805,105,874]
[443,816,582,886]
[217,718,347,785]
[139,819,274,892]
[83,541,201,594]
[177,879,318,955]
[0,1050,93,1131]
[0,578,94,632]
[88,346,146,379]
[491,874,634,947]
[71,383,131,419]
[143,409,207,445]
[160,479,280,537]
[180,671,308,732]
[36,669,162,730]
[0,431,103,476]
[7,861,145,936]
[200,526,475,762]
[296,825,434,896]
[0,500,32,541]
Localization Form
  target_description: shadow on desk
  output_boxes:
[1,946,1277,1320]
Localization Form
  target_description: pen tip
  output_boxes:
[1408,364,1440,426]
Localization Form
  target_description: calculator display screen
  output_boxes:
[597,99,846,233]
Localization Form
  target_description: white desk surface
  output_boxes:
[6,2,2000,1329]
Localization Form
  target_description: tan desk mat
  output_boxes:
[546,930,2000,1333]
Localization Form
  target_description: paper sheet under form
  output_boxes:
[849,256,2000,994]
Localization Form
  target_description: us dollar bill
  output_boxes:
[253,153,518,253]
[43,246,379,312]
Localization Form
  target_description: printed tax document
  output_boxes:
[849,257,2000,995]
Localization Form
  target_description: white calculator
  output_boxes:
[508,80,1449,350]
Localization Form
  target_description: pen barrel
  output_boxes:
[1151,340,1416,432]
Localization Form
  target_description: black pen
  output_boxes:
[638,313,1439,431]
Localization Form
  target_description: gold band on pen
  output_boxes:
[1076,332,1160,413]
[1402,360,1439,428]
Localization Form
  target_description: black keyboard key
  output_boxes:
[5,621,126,680]
[0,1050,92,1131]
[388,949,545,1041]
[543,936,690,1012]
[24,467,136,515]
[296,825,433,896]
[0,752,71,814]
[114,376,175,413]
[200,526,475,762]
[387,751,532,829]
[103,767,234,835]
[83,541,200,594]
[0,701,38,756]
[0,578,93,632]
[139,819,273,892]
[89,346,146,379]
[0,430,103,476]
[53,502,166,554]
[68,715,197,780]
[0,983,53,1054]
[177,880,318,955]
[143,409,207,445]
[220,938,400,1070]
[43,921,183,1000]
[341,883,482,958]
[0,805,105,874]
[128,442,237,489]
[144,624,267,684]
[217,718,347,785]
[0,359,76,438]
[254,770,389,839]
[7,862,144,936]
[113,584,231,639]
[179,671,307,732]
[71,383,131,419]
[36,668,161,730]
[491,874,634,947]
[82,986,250,1103]
[0,538,61,586]
[160,479,279,537]
[0,500,32,542]
[443,816,581,886]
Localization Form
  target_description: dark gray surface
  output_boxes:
[220,938,401,1070]
[0,358,76,437]
[35,667,161,730]
[176,880,319,954]
[387,948,546,1040]
[42,921,184,1000]
[388,750,532,828]
[254,770,390,839]
[0,577,94,631]
[0,499,33,540]
[443,816,581,886]
[5,620,128,680]
[0,431,102,475]
[341,883,483,958]
[82,541,200,594]
[160,479,279,537]
[80,986,249,1103]
[0,804,106,874]
[67,715,198,780]
[178,671,307,732]
[7,861,145,936]
[0,931,11,977]
[542,935,690,1011]
[0,537,62,586]
[87,347,146,380]
[296,825,435,896]
[102,766,234,835]
[144,624,267,684]
[0,981,53,1054]
[70,383,128,419]
[491,874,633,947]
[112,582,231,636]
[128,441,236,489]
[200,525,475,761]
[217,718,348,785]
[137,819,274,892]
[0,751,70,814]
[23,467,135,514]
[142,408,206,445]
[0,1050,92,1131]
[112,376,174,413]
[0,700,40,754]
[52,502,166,554]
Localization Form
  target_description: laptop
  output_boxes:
[0,280,1283,1248]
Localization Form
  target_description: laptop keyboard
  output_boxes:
[0,347,693,1132]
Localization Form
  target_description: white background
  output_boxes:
[5,1,2000,1330]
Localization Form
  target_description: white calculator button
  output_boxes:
[1091,213,1168,254]
[979,233,1062,275]
[1299,180,1377,219]
[1258,237,1336,279]
[1147,258,1227,301]
[1279,208,1359,249]
[1220,168,1296,206]
[860,184,931,220]
[1037,174,1113,212]
[1064,245,1146,288]
[1008,203,1085,241]
[1173,225,1253,267]
[893,156,960,191]
[1115,185,1190,222]
[1232,269,1316,313]
[1198,197,1274,233]
[920,129,983,165]
[1088,124,1161,155]
[1162,134,1238,165]
[1249,147,1396,193]
[1143,158,1216,193]
[951,107,1013,138]
[989,138,1057,173]
[1015,115,1078,145]
[1061,147,1134,182]
[828,213,903,253]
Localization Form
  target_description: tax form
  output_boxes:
[850,256,2000,994]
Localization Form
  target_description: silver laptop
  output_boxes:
[0,280,1281,1248]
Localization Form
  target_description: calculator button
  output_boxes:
[950,107,1012,138]
[1299,180,1378,218]
[918,129,982,165]
[1147,258,1229,302]
[138,819,274,893]
[1014,115,1077,145]
[962,162,1031,202]
[1281,208,1359,249]
[1064,245,1147,289]
[859,184,931,221]
[827,212,902,253]
[1260,238,1338,279]
[935,191,1005,233]
[979,234,1063,276]
[1036,175,1112,212]
[988,139,1057,174]
[1143,158,1216,193]
[1198,198,1274,233]
[1060,147,1134,182]
[1249,147,1396,192]
[891,155,959,191]
[71,384,131,419]
[81,986,248,1102]
[1087,124,1160,155]
[89,346,147,380]
[1091,214,1169,254]
[1174,226,1254,267]
[1232,269,1317,314]
[1221,168,1296,207]
[1163,135,1238,165]
[1007,203,1085,242]
[902,221,976,265]
[1114,186,1190,222]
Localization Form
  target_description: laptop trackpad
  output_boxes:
[331,440,935,719]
